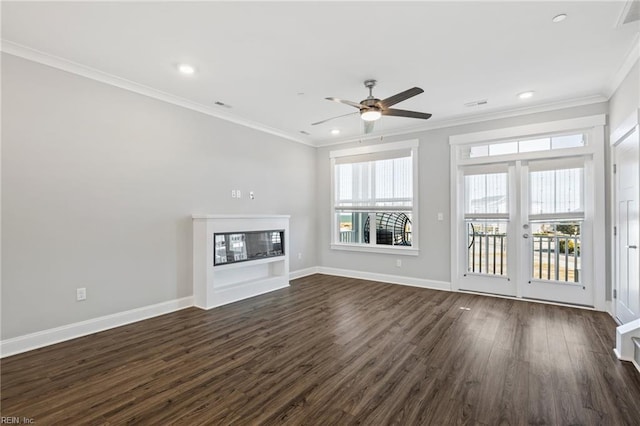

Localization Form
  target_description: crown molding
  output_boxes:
[314,94,608,147]
[0,39,616,150]
[1,40,315,147]
[606,33,640,98]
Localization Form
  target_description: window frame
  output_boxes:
[330,139,419,255]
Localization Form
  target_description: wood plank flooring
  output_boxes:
[2,274,640,425]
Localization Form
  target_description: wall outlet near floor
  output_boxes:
[396,259,402,268]
[437,212,444,221]
[231,190,237,198]
[76,287,87,301]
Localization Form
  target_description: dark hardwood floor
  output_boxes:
[2,274,640,425]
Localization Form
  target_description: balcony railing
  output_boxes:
[468,233,507,276]
[340,230,355,243]
[467,233,580,282]
[532,234,580,282]
[339,230,412,245]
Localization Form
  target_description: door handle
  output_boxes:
[523,233,529,239]
[628,245,638,249]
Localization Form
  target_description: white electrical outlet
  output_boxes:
[298,253,302,260]
[437,213,444,221]
[237,190,242,198]
[396,259,402,267]
[231,190,237,198]
[250,191,255,200]
[76,287,87,301]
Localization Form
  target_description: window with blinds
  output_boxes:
[330,141,418,251]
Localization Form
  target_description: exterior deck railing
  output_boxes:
[467,233,580,282]
[339,230,412,245]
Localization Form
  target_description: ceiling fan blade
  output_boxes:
[326,97,366,109]
[364,120,375,134]
[382,108,432,120]
[380,87,424,108]
[311,112,358,126]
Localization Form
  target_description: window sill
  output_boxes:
[330,243,419,256]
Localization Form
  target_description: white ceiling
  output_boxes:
[2,1,639,146]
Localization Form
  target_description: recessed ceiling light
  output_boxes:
[518,91,535,100]
[552,14,567,23]
[331,129,340,135]
[178,64,195,75]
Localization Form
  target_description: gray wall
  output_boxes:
[1,54,317,339]
[316,102,609,285]
[1,50,624,341]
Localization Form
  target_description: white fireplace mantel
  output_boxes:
[192,214,290,309]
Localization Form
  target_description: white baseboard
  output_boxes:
[289,267,320,280]
[316,266,451,292]
[614,348,640,374]
[1,268,447,358]
[605,300,615,319]
[0,296,193,358]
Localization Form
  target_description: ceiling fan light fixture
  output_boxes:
[361,109,382,122]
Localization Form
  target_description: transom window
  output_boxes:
[466,133,584,159]
[330,140,419,254]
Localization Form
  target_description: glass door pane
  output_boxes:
[530,221,581,283]
[466,220,508,276]
[522,159,592,306]
[459,168,515,296]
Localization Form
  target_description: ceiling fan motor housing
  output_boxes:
[361,98,381,110]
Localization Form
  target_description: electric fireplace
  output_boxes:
[192,215,290,309]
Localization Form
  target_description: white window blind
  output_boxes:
[464,172,508,215]
[335,150,413,211]
[529,158,584,219]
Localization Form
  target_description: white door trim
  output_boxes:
[450,115,606,310]
[611,108,640,322]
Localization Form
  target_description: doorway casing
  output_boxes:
[450,115,607,310]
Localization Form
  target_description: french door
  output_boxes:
[459,157,594,306]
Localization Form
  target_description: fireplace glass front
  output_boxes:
[214,230,285,266]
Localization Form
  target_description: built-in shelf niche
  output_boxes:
[192,214,290,309]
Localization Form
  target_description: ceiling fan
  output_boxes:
[312,79,432,134]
